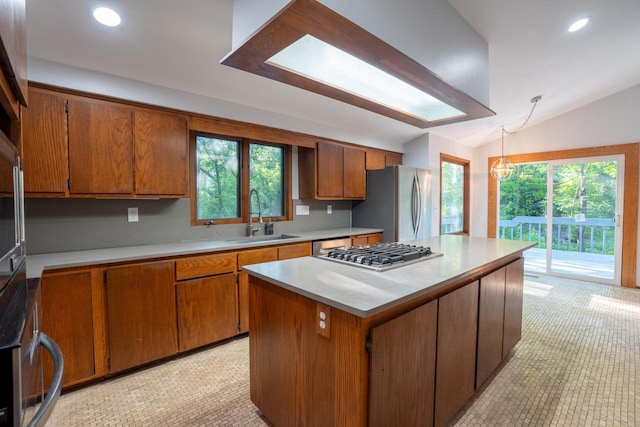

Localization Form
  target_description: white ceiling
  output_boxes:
[24,0,640,149]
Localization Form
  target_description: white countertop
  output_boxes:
[243,235,536,318]
[26,227,382,279]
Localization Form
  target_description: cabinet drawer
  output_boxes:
[278,242,311,260]
[238,247,278,268]
[175,252,237,281]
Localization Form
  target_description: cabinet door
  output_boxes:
[68,98,134,194]
[434,281,478,427]
[278,242,311,260]
[343,146,365,198]
[366,150,386,170]
[176,273,238,351]
[22,88,68,193]
[370,299,437,427]
[238,247,278,333]
[0,0,27,106]
[106,261,177,373]
[41,271,96,387]
[476,267,506,388]
[316,141,343,198]
[503,257,525,357]
[134,110,188,196]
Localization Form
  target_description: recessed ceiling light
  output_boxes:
[93,7,121,27]
[568,17,589,33]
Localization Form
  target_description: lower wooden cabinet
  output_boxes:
[476,266,506,388]
[503,257,525,357]
[41,270,101,388]
[105,261,178,373]
[351,232,382,247]
[238,247,278,333]
[176,273,238,351]
[369,299,437,427]
[434,281,479,427]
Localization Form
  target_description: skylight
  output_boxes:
[266,35,464,122]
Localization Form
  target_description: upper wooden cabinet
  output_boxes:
[299,141,366,200]
[68,98,134,194]
[134,110,188,196]
[365,150,403,170]
[22,88,68,193]
[22,86,189,197]
[0,0,27,107]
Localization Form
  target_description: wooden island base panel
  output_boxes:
[244,235,534,427]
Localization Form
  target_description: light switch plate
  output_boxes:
[327,204,332,214]
[128,207,139,222]
[296,205,310,215]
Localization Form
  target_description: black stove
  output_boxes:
[318,242,443,271]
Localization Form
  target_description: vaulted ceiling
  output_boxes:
[25,0,640,149]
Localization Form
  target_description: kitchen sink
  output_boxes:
[226,234,300,244]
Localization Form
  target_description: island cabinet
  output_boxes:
[298,141,366,200]
[503,257,525,357]
[247,253,527,427]
[174,252,239,352]
[105,261,178,374]
[21,86,188,197]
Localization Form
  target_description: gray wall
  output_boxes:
[25,198,351,254]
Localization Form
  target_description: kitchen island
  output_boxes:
[243,235,535,427]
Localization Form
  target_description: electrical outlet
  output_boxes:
[127,207,139,222]
[296,205,310,215]
[327,204,332,214]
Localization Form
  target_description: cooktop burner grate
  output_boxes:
[318,242,443,271]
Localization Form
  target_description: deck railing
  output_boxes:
[498,215,615,254]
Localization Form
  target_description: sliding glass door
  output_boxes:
[498,155,623,284]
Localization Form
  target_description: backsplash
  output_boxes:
[24,198,351,254]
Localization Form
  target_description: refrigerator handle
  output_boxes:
[414,172,422,237]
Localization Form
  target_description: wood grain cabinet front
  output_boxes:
[176,273,239,352]
[105,261,178,374]
[351,232,382,247]
[22,86,189,197]
[41,270,105,388]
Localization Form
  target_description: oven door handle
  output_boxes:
[28,333,64,427]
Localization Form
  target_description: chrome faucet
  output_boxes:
[248,188,263,236]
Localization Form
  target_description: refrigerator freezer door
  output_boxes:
[397,166,431,241]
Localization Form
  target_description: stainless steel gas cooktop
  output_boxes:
[318,242,443,272]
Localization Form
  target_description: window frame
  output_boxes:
[440,153,470,235]
[190,131,292,226]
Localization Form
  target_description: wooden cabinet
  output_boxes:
[238,247,278,333]
[351,232,382,247]
[41,270,106,388]
[0,0,27,107]
[365,149,403,170]
[22,86,188,197]
[277,242,311,260]
[476,266,506,388]
[176,273,238,352]
[434,281,479,427]
[503,257,525,357]
[68,98,134,194]
[134,110,188,196]
[22,88,68,193]
[105,261,178,373]
[369,299,437,427]
[299,141,366,200]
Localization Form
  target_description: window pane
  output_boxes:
[441,161,464,233]
[196,135,240,220]
[249,143,284,217]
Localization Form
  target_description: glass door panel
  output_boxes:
[550,159,620,282]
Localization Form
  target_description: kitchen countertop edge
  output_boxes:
[26,227,383,279]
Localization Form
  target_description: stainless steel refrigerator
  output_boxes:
[352,165,431,243]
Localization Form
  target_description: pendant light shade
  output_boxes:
[490,126,515,181]
[490,156,515,180]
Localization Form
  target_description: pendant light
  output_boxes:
[490,95,542,181]
[490,127,515,180]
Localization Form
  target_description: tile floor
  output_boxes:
[47,276,639,426]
